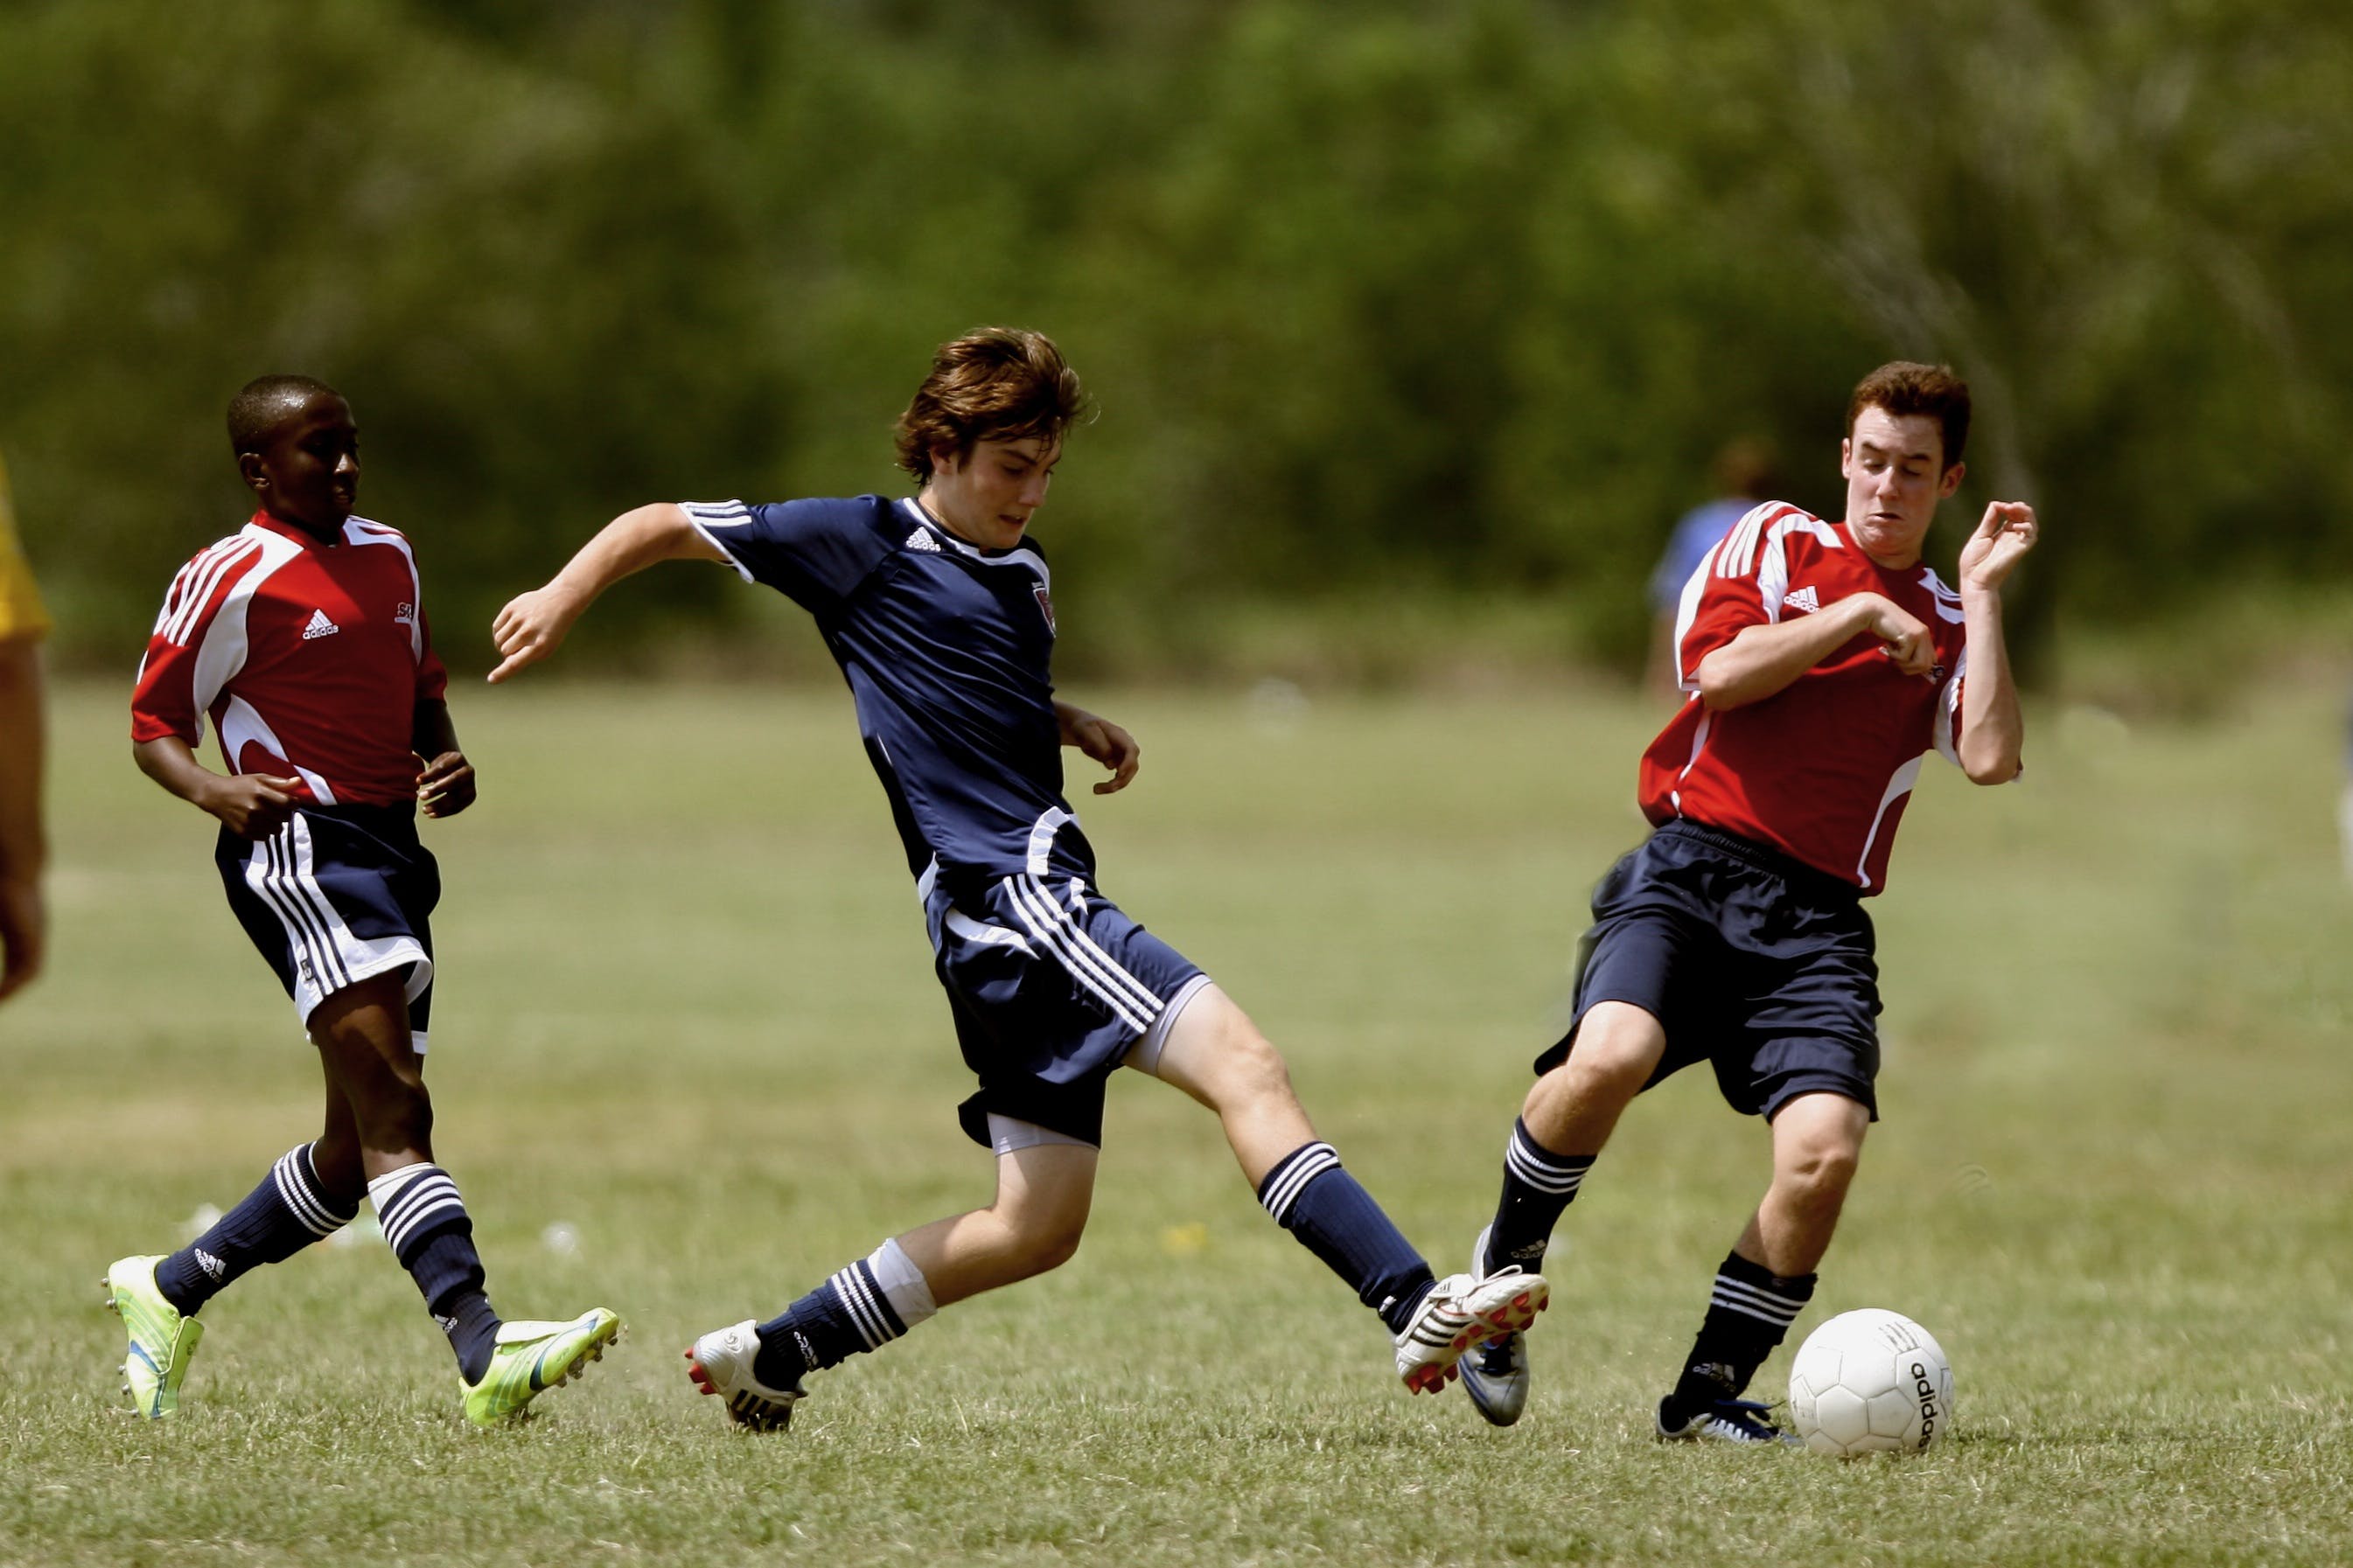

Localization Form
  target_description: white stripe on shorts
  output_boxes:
[1002,875,1160,1033]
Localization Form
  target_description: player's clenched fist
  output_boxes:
[1959,502,2038,595]
[1854,593,1937,679]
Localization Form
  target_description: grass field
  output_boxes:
[4,677,2350,1566]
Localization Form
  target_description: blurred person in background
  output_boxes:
[2341,689,2353,886]
[0,452,52,1005]
[1645,438,1782,698]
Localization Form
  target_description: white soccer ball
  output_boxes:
[1786,1308,1954,1458]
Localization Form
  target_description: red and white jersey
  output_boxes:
[1638,502,1971,894]
[131,511,449,807]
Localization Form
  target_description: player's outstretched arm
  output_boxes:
[1695,592,1933,711]
[1055,700,1141,794]
[488,503,727,684]
[132,735,302,840]
[1952,502,2038,784]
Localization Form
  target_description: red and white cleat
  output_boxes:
[1395,1269,1549,1396]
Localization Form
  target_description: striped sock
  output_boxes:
[154,1143,360,1314]
[1256,1141,1437,1335]
[753,1249,919,1390]
[1661,1250,1816,1425]
[367,1162,500,1382]
[1479,1118,1594,1275]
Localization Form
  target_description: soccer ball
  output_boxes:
[1786,1308,1953,1457]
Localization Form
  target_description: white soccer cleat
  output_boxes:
[1395,1267,1548,1396]
[684,1319,803,1432]
[1656,1396,1801,1446]
[1457,1224,1539,1426]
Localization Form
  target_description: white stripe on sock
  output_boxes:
[1260,1142,1341,1223]
[272,1147,342,1236]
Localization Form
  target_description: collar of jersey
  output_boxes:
[897,498,1042,566]
[247,508,362,550]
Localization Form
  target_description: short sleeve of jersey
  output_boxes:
[1671,503,1789,686]
[130,535,262,746]
[682,498,897,617]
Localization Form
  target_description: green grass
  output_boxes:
[4,677,2350,1566]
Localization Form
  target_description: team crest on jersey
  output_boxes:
[1033,585,1057,634]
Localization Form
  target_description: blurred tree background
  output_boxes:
[3,0,2348,690]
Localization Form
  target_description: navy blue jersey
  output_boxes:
[685,495,1086,894]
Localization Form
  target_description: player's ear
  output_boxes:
[1938,460,1965,498]
[237,451,269,492]
[929,440,963,478]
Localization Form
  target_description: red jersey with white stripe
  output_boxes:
[1638,501,1970,894]
[131,511,448,807]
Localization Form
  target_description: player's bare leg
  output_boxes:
[1658,1092,1867,1445]
[1734,1091,1869,1277]
[314,972,618,1422]
[309,974,436,1178]
[1137,985,1315,1184]
[1461,1001,1665,1424]
[1518,1000,1666,1158]
[1141,982,1546,1393]
[893,1141,1099,1306]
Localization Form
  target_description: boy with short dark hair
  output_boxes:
[489,328,1547,1429]
[109,375,618,1424]
[1461,361,2039,1440]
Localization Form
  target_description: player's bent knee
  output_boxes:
[997,1209,1086,1278]
[1779,1141,1861,1206]
[1563,1007,1663,1094]
[353,1077,434,1153]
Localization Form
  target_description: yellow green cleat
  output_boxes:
[104,1255,204,1420]
[460,1307,622,1426]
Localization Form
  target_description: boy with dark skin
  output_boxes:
[109,378,618,1424]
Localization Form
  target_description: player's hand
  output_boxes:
[487,586,583,684]
[0,874,45,1004]
[202,774,303,840]
[416,750,477,819]
[1959,501,2039,594]
[1855,594,1938,679]
[1061,707,1142,794]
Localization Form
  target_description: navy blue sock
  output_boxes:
[1256,1141,1436,1336]
[368,1163,501,1383]
[154,1143,360,1315]
[754,1258,909,1390]
[1481,1118,1595,1275]
[1662,1250,1816,1425]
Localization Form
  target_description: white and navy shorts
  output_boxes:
[923,865,1209,1149]
[214,804,437,1047]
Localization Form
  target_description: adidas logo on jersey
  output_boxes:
[1784,585,1820,615]
[904,528,940,553]
[301,609,340,640]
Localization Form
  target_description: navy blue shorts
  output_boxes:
[924,867,1205,1148]
[215,804,438,1045]
[1535,819,1882,1120]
